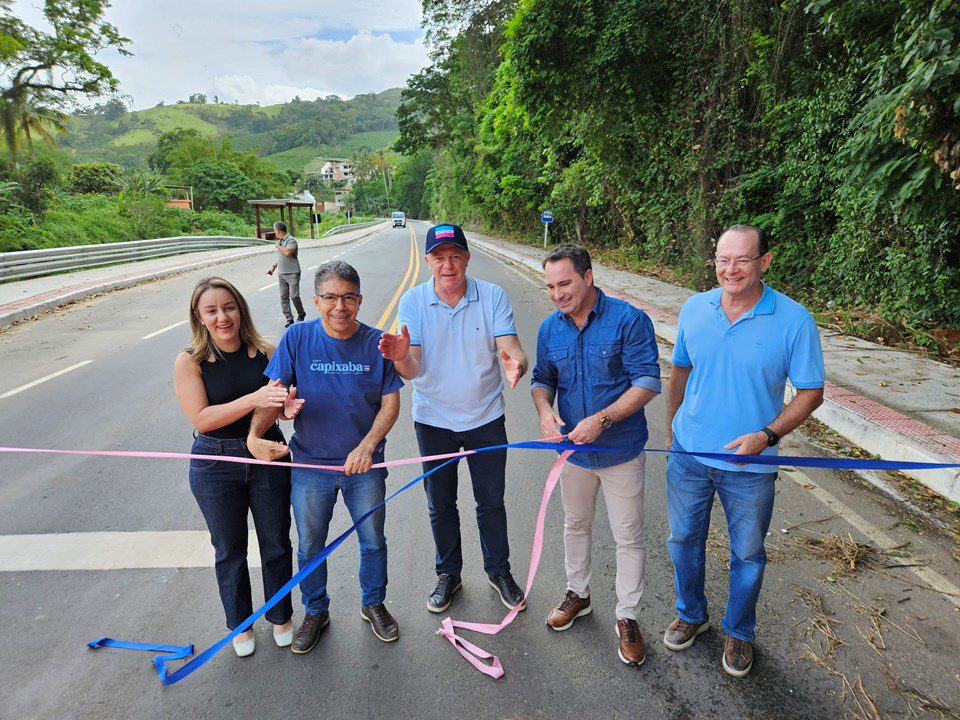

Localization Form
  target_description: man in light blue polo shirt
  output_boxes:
[379,223,529,614]
[663,224,824,678]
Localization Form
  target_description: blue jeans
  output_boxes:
[291,466,388,614]
[665,441,776,642]
[188,430,293,630]
[414,415,510,577]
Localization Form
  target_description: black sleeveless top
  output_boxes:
[200,346,271,439]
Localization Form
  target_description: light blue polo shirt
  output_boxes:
[398,276,517,431]
[671,283,824,473]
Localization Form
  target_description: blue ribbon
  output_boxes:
[87,440,959,685]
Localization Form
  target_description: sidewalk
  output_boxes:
[467,232,960,502]
[0,222,389,330]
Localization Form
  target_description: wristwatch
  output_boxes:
[760,426,780,447]
[598,413,613,431]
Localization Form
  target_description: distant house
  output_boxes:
[318,159,354,182]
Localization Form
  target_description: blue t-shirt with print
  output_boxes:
[264,319,403,468]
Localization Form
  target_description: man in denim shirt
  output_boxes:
[531,245,661,667]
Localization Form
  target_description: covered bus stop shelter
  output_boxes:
[248,198,317,240]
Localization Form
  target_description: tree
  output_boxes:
[0,0,130,161]
[182,159,262,213]
[188,92,207,105]
[115,169,167,197]
[147,127,205,173]
[0,92,66,162]
[69,162,121,194]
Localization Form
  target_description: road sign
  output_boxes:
[541,210,554,247]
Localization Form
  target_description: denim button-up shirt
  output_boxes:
[531,288,661,469]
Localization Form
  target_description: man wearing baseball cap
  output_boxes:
[379,223,529,614]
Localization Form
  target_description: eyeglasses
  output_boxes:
[711,255,762,269]
[316,293,359,306]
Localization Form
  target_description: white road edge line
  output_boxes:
[141,320,187,340]
[258,282,278,291]
[0,360,94,400]
[781,467,960,599]
[0,531,262,571]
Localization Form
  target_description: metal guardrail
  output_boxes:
[0,236,269,283]
[321,219,385,238]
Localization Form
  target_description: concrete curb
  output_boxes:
[0,222,389,331]
[470,236,960,502]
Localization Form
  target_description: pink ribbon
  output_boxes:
[0,445,479,472]
[1,440,573,680]
[436,450,575,679]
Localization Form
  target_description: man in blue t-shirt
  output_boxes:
[248,260,403,654]
[663,224,824,678]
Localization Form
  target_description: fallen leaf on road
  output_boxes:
[803,484,816,490]
[879,380,890,387]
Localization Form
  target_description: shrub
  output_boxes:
[68,163,121,194]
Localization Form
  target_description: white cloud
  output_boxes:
[213,76,336,105]
[13,0,429,109]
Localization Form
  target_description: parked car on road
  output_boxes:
[392,211,406,228]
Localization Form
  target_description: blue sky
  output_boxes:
[14,1,431,108]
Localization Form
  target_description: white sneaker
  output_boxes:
[232,632,256,657]
[273,626,294,647]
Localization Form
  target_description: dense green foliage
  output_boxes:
[398,0,960,329]
[0,192,255,253]
[68,162,121,194]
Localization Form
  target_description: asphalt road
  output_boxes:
[1,221,958,720]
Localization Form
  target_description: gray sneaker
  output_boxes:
[663,615,711,651]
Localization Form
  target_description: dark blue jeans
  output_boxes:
[188,430,293,630]
[414,415,510,578]
[665,441,777,642]
[290,466,388,614]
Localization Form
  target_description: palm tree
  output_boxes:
[114,169,167,196]
[372,149,392,195]
[0,92,67,165]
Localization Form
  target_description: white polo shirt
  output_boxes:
[397,276,517,431]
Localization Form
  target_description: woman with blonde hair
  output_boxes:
[174,276,302,657]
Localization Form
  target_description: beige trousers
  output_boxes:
[559,453,646,620]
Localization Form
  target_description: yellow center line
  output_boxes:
[374,224,418,331]
[391,226,420,333]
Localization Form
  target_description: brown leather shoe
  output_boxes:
[722,634,754,677]
[663,615,711,651]
[545,590,591,631]
[616,619,646,666]
[291,611,329,654]
[360,603,399,643]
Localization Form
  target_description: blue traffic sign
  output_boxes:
[541,210,554,223]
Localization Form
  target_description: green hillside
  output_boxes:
[60,90,401,172]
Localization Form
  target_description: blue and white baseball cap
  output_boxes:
[425,223,469,254]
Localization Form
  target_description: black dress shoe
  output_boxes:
[361,603,399,642]
[297,314,306,322]
[427,573,462,613]
[284,319,294,328]
[488,571,526,610]
[291,611,329,654]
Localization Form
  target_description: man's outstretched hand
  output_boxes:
[379,324,411,362]
[499,349,525,389]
